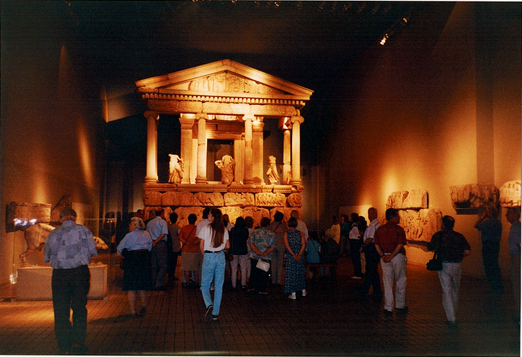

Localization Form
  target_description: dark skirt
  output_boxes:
[122,250,152,291]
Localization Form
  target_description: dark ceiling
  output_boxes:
[63,1,427,93]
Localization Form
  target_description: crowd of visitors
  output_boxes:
[43,203,520,353]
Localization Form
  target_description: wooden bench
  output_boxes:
[306,263,337,279]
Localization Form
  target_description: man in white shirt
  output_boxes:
[356,207,382,300]
[146,209,169,290]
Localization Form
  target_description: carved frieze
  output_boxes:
[399,209,442,243]
[256,193,286,207]
[387,189,428,210]
[162,191,195,206]
[499,181,521,207]
[286,193,302,207]
[242,206,271,227]
[173,206,204,227]
[194,192,225,206]
[224,193,255,207]
[449,183,499,209]
[143,191,162,206]
[188,73,282,96]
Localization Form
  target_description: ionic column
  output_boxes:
[290,115,304,185]
[243,114,255,184]
[145,111,159,182]
[196,113,208,184]
[283,127,291,184]
[253,119,264,184]
[179,114,195,184]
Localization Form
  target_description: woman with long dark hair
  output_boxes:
[198,208,230,320]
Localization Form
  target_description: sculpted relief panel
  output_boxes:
[449,183,499,209]
[499,181,521,207]
[188,73,283,96]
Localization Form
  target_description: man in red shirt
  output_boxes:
[374,208,408,316]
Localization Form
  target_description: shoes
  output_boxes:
[139,305,147,316]
[383,309,393,316]
[70,344,88,355]
[302,290,307,297]
[351,276,362,280]
[258,291,268,295]
[288,293,296,300]
[212,315,219,321]
[241,285,247,290]
[205,305,213,320]
[395,306,409,313]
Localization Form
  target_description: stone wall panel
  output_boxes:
[255,193,286,207]
[162,191,195,206]
[449,183,499,209]
[287,193,302,207]
[224,192,255,207]
[194,192,225,206]
[399,208,442,243]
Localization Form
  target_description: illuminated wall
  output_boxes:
[0,3,105,283]
[319,3,521,278]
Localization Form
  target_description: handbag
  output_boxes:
[426,251,442,271]
[119,249,128,270]
[256,259,270,272]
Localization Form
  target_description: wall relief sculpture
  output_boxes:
[386,189,428,209]
[399,209,442,244]
[215,155,236,185]
[499,181,521,207]
[449,183,499,210]
[168,154,184,185]
[188,73,280,96]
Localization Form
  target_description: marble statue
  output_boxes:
[168,154,184,184]
[20,223,108,266]
[266,155,279,185]
[215,155,236,185]
[20,223,55,266]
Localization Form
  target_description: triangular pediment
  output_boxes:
[135,59,313,100]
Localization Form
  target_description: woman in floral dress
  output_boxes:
[284,217,307,299]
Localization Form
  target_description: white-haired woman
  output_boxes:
[117,217,153,316]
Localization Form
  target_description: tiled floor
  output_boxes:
[0,255,519,356]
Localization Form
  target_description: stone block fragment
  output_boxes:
[399,208,442,243]
[224,192,255,207]
[287,193,303,207]
[499,181,521,207]
[387,190,428,209]
[162,191,195,206]
[449,183,498,209]
[194,192,225,206]
[256,193,286,207]
[143,191,162,206]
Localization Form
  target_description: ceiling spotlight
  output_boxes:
[297,1,302,9]
[317,2,326,11]
[330,2,337,13]
[274,1,280,8]
[379,34,389,46]
[254,1,260,7]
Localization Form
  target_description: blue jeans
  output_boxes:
[201,251,226,316]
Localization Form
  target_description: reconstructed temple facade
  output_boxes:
[135,60,313,225]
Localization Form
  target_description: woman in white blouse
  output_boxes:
[198,208,230,321]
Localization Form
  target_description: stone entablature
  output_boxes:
[449,183,499,209]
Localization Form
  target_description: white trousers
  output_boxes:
[381,253,407,311]
[438,262,462,322]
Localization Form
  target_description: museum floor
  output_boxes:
[0,255,520,356]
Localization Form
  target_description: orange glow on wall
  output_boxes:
[78,123,94,189]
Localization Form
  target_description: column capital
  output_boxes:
[242,114,256,122]
[196,113,208,121]
[290,115,304,124]
[144,111,159,120]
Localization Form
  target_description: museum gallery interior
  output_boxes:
[0,0,520,336]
